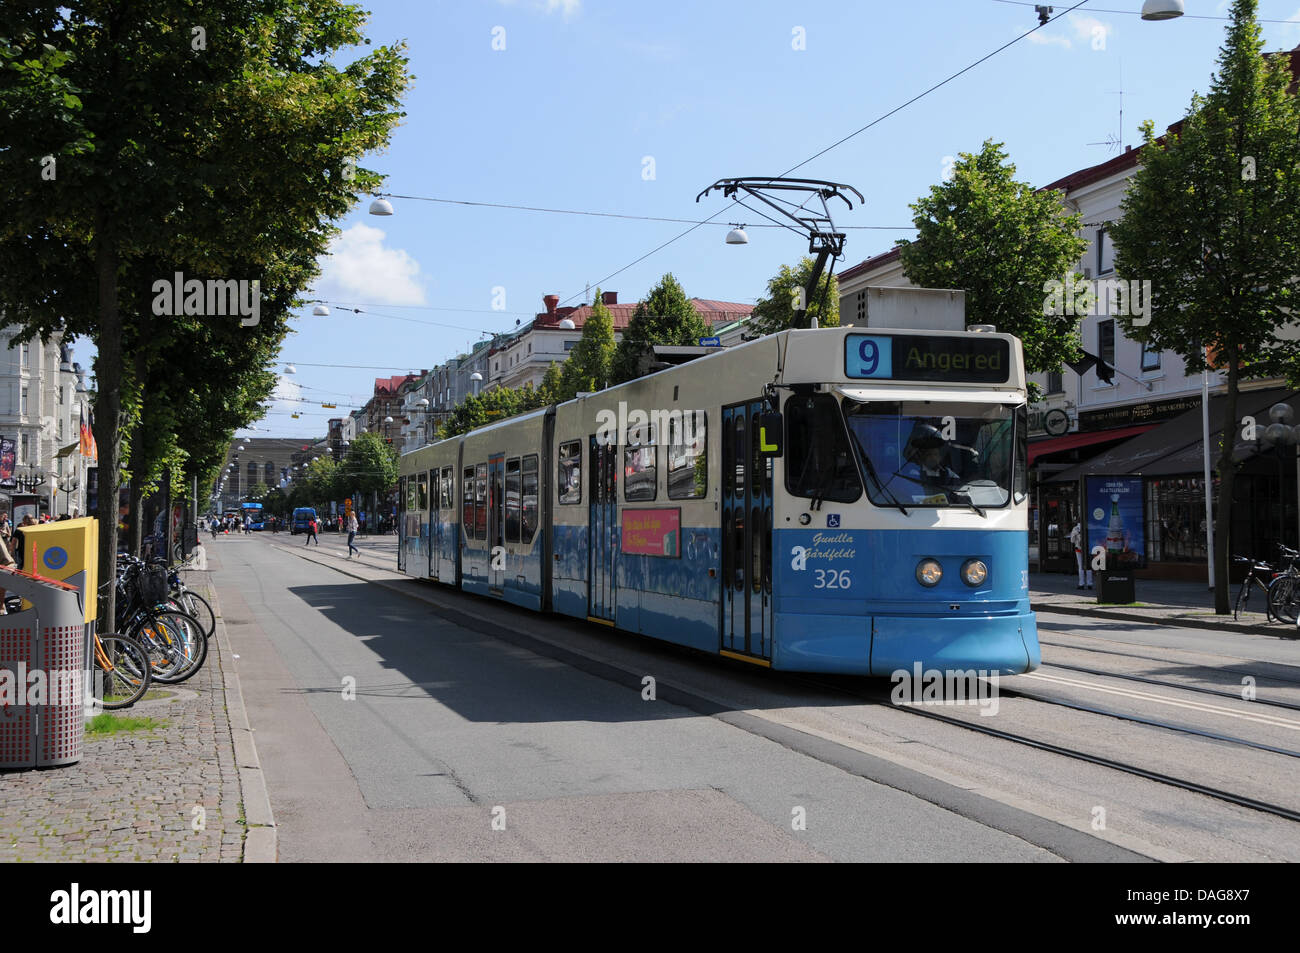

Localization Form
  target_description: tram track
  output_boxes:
[1037,659,1300,713]
[1038,635,1300,687]
[791,673,1300,825]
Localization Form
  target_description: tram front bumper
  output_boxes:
[773,607,1039,675]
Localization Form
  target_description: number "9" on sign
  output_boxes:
[858,339,878,375]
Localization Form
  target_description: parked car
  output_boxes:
[291,507,317,535]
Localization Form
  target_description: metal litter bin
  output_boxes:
[0,568,91,768]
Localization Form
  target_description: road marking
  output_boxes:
[1023,671,1300,731]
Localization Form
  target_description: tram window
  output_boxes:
[462,467,474,532]
[558,440,581,505]
[475,463,488,540]
[1013,405,1028,504]
[784,394,862,504]
[417,474,428,511]
[668,412,707,500]
[522,455,539,542]
[733,416,746,497]
[405,478,417,512]
[442,468,454,510]
[624,422,657,502]
[505,457,521,543]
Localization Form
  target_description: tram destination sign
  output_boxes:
[844,334,1010,384]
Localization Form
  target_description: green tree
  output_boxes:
[897,140,1089,377]
[748,257,840,336]
[538,361,569,403]
[1109,0,1300,613]
[246,482,270,503]
[337,431,398,506]
[301,458,339,507]
[563,289,617,394]
[611,275,713,383]
[0,0,409,633]
[438,386,531,439]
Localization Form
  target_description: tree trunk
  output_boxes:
[1213,353,1239,614]
[93,224,122,635]
[126,447,146,556]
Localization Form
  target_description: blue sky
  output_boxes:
[196,0,1300,438]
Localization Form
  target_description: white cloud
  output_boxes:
[314,223,427,306]
[1068,14,1114,49]
[540,0,580,16]
[1028,31,1071,49]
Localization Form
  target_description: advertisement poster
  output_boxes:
[86,467,98,514]
[1086,476,1145,569]
[621,508,681,557]
[0,437,14,488]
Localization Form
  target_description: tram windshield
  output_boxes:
[841,400,1026,510]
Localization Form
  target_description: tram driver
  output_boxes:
[881,422,961,500]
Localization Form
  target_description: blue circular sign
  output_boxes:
[43,546,68,571]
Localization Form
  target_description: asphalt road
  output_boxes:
[210,535,1074,862]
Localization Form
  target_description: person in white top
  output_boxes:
[346,512,360,558]
[1070,520,1094,589]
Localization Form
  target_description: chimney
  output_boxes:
[602,291,618,305]
[544,294,559,316]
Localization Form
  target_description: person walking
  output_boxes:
[305,515,319,546]
[1071,519,1094,589]
[346,511,360,558]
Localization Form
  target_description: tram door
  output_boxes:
[720,401,773,661]
[489,455,505,592]
[397,476,407,573]
[432,467,450,581]
[588,435,617,622]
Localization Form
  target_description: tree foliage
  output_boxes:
[748,257,840,336]
[562,289,617,394]
[897,139,1089,376]
[337,432,398,500]
[1109,0,1300,613]
[0,1,410,627]
[611,275,713,383]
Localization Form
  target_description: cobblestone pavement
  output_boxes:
[0,580,246,862]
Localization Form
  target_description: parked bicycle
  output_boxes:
[106,554,207,684]
[1267,545,1300,625]
[93,630,152,710]
[1233,553,1277,622]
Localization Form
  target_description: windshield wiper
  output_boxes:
[952,491,987,519]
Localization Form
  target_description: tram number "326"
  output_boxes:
[813,569,851,589]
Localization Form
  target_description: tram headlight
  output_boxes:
[960,559,989,587]
[915,559,943,587]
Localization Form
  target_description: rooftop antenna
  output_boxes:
[1087,64,1124,153]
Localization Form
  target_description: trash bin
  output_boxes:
[0,567,92,768]
[17,517,99,623]
[1097,569,1135,604]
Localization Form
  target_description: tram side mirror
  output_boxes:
[756,413,784,458]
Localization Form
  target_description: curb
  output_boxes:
[202,579,278,863]
[1029,600,1296,637]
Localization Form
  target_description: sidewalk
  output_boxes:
[0,548,275,862]
[1030,570,1298,637]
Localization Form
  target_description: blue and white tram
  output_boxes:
[397,325,1039,675]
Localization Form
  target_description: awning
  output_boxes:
[1028,425,1156,467]
[1047,387,1300,482]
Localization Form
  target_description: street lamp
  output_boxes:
[471,371,483,396]
[725,224,749,245]
[368,195,394,216]
[1140,0,1184,21]
[1257,403,1300,552]
[312,305,330,316]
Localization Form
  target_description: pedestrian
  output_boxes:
[346,510,360,558]
[1071,519,1094,589]
[305,515,319,546]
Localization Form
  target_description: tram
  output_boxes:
[397,324,1039,675]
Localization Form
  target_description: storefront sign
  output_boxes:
[1079,395,1201,432]
[1086,476,1145,569]
[621,508,681,557]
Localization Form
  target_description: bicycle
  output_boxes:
[108,555,208,683]
[1267,545,1300,624]
[145,554,215,639]
[1233,554,1277,622]
[93,630,152,709]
